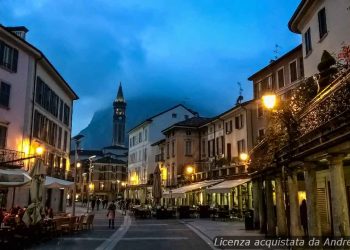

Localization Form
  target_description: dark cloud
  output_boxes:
[0,0,301,134]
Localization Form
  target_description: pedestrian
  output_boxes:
[97,198,101,211]
[300,199,308,236]
[107,201,116,229]
[91,198,96,211]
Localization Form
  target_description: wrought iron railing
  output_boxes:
[0,149,25,168]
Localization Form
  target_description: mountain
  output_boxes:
[75,96,215,149]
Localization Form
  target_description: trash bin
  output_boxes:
[245,209,254,230]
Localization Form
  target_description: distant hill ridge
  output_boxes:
[75,97,214,149]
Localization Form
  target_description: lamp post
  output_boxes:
[72,134,84,216]
[87,155,96,213]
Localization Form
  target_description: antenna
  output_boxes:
[273,44,282,60]
[236,82,244,105]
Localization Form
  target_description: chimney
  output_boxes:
[5,26,29,40]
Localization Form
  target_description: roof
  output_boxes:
[5,26,29,32]
[69,149,104,157]
[151,138,166,147]
[288,0,313,34]
[94,156,126,165]
[128,104,198,134]
[115,82,125,102]
[248,45,302,81]
[162,116,212,133]
[0,25,79,100]
[103,145,128,150]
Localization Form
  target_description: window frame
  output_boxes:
[318,7,328,40]
[0,81,11,108]
[304,28,312,56]
[277,67,285,89]
[289,59,298,83]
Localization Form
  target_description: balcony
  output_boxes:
[278,70,350,163]
[0,149,25,168]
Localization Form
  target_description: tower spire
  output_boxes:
[116,82,124,102]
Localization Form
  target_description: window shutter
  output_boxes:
[12,48,18,72]
[0,41,4,66]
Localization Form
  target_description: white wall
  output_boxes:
[299,0,350,76]
[0,33,33,152]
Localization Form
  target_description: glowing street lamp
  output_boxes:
[262,94,277,110]
[35,146,44,155]
[239,153,249,162]
[186,166,194,175]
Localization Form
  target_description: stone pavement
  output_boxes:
[30,204,124,250]
[181,219,262,249]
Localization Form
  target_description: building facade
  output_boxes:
[289,0,350,76]
[0,25,78,212]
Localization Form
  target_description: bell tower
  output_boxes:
[113,82,126,146]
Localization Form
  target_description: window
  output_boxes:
[0,125,7,148]
[258,129,265,138]
[304,28,312,55]
[33,110,58,147]
[129,138,132,147]
[201,139,206,155]
[57,127,62,149]
[172,113,177,118]
[59,99,63,121]
[235,114,243,129]
[166,143,170,159]
[63,130,68,152]
[186,130,191,135]
[138,132,142,143]
[171,141,175,157]
[318,8,327,39]
[144,148,147,161]
[184,115,189,120]
[63,104,70,126]
[35,77,59,117]
[237,139,246,155]
[277,68,285,89]
[0,41,18,72]
[144,129,147,141]
[0,82,11,108]
[99,182,105,191]
[257,104,264,118]
[185,140,192,156]
[290,61,298,83]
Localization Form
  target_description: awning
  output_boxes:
[45,176,74,189]
[207,178,251,194]
[0,169,32,187]
[163,179,224,198]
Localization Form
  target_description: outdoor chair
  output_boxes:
[74,215,85,231]
[83,214,94,229]
[61,216,77,233]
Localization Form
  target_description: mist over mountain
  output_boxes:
[76,97,215,150]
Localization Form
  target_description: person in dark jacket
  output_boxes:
[300,199,308,236]
[107,201,116,229]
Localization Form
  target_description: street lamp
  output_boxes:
[87,155,96,213]
[239,153,249,162]
[262,94,277,110]
[35,146,44,156]
[72,134,84,216]
[186,166,194,175]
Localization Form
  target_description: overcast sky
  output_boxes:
[1,0,301,134]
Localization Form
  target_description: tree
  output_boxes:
[317,50,338,88]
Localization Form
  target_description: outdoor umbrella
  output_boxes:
[23,158,46,227]
[152,165,162,205]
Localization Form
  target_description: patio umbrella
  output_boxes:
[152,165,162,205]
[23,158,46,227]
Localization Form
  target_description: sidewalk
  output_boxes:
[182,219,261,240]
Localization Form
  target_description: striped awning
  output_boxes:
[163,179,224,198]
[206,178,251,194]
